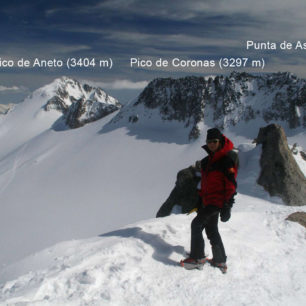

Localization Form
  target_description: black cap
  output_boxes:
[206,128,222,141]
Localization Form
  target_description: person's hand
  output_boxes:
[220,197,234,222]
[220,207,231,222]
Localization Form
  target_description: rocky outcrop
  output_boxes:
[0,103,14,115]
[44,96,70,113]
[257,124,306,206]
[286,212,306,228]
[135,77,206,140]
[156,162,201,217]
[65,98,120,129]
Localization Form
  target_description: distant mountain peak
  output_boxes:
[41,77,121,129]
[109,72,305,141]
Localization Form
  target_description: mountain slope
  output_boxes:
[0,107,205,267]
[1,195,306,306]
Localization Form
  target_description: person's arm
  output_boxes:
[221,159,237,222]
[224,158,237,204]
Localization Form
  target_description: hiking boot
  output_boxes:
[185,252,207,262]
[180,257,207,270]
[207,259,227,274]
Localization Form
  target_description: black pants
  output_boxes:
[190,205,227,263]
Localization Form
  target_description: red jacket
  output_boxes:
[198,135,237,208]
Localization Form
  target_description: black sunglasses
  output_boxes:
[207,139,220,144]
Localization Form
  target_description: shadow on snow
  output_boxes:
[99,227,186,267]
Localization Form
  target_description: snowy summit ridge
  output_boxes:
[110,72,305,141]
[42,76,121,128]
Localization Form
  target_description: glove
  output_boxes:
[187,207,198,215]
[220,197,235,222]
[220,207,231,222]
[227,196,235,207]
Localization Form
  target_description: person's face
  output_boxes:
[207,139,221,152]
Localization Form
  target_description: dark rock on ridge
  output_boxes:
[126,72,306,140]
[156,162,201,217]
[66,98,120,129]
[257,124,306,206]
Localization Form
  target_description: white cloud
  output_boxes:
[108,80,148,89]
[0,85,21,92]
[83,79,148,90]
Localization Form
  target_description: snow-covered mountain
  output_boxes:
[43,77,121,129]
[0,77,120,160]
[44,78,118,114]
[108,72,305,142]
[0,73,305,305]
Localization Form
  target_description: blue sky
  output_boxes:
[0,0,305,103]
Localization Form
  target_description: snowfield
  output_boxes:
[1,196,306,306]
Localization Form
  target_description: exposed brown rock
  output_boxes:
[286,212,306,228]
